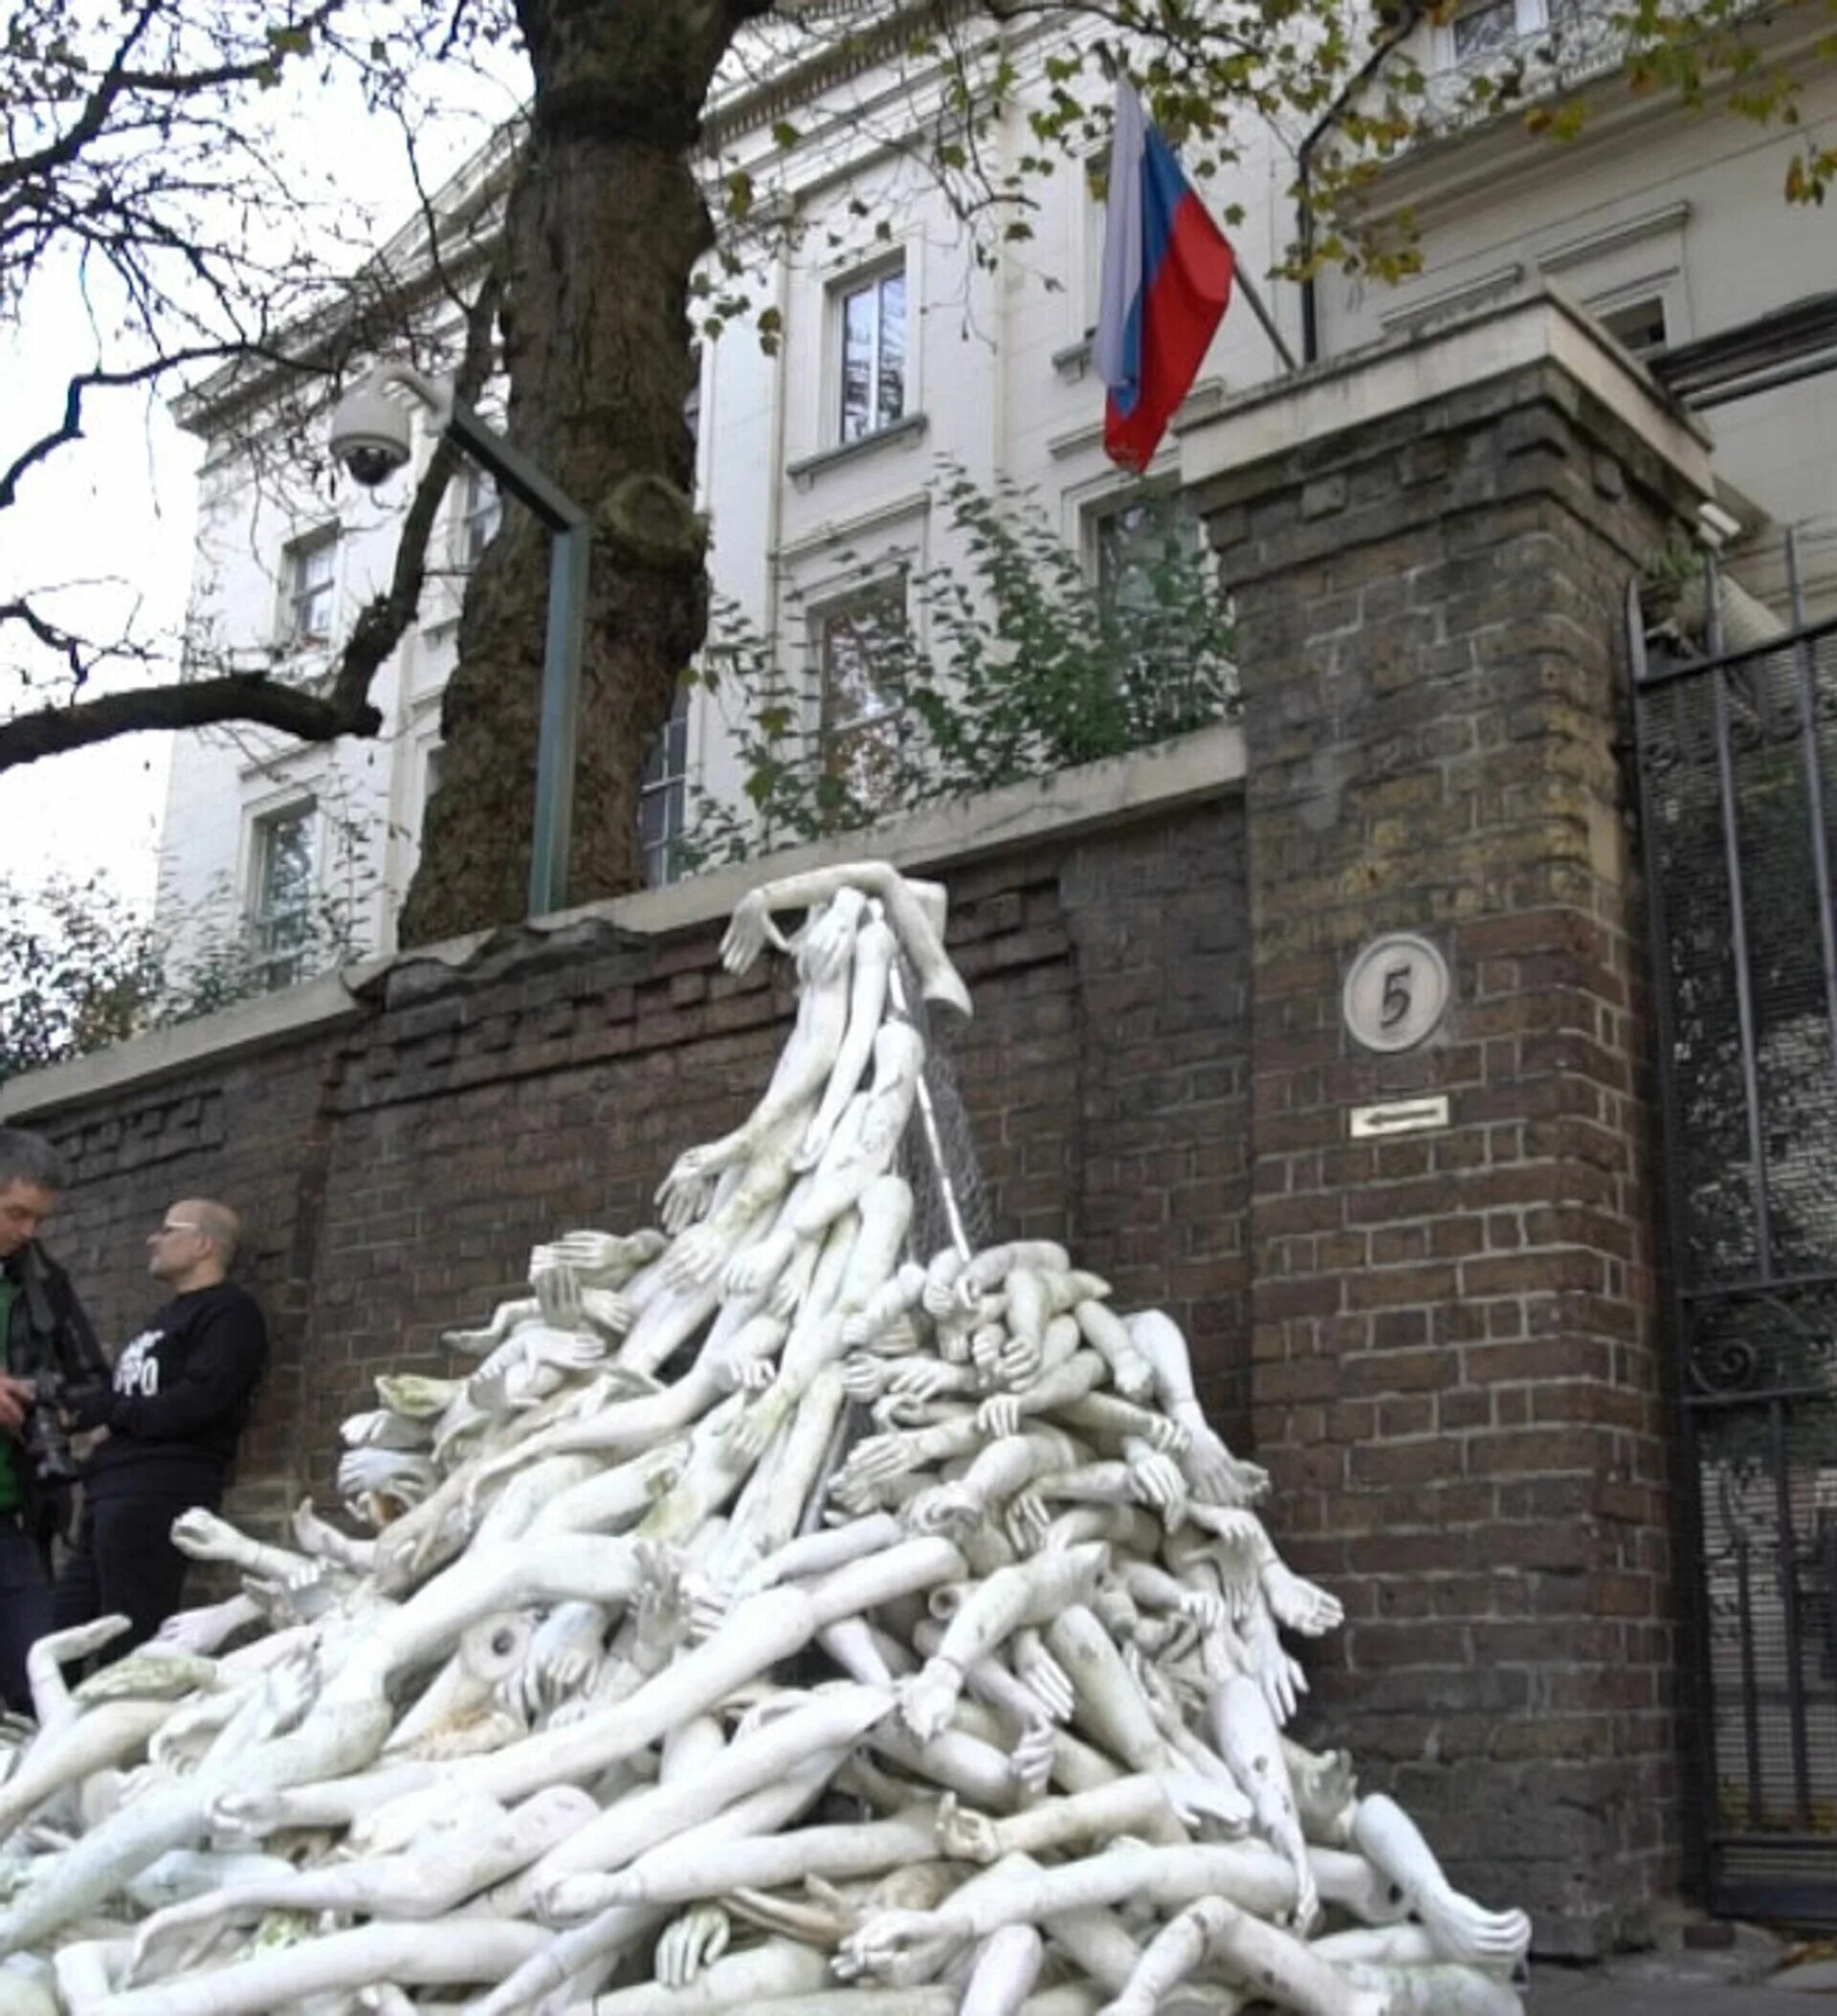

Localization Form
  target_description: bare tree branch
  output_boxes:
[0,255,504,774]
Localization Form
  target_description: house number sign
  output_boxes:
[1341,933,1450,1053]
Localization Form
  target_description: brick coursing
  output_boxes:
[1196,359,1695,1956]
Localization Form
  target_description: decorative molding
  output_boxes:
[786,410,928,489]
[1379,263,1525,334]
[1536,201,1692,276]
[775,486,931,565]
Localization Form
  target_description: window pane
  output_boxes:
[287,536,337,641]
[1096,495,1200,615]
[876,272,906,431]
[638,685,691,888]
[841,286,876,442]
[1452,0,1516,58]
[820,594,903,731]
[252,809,314,984]
[826,718,902,817]
[258,814,313,916]
[1597,297,1668,357]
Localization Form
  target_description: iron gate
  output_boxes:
[1632,536,1837,1920]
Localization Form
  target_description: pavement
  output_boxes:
[1528,1947,1837,2012]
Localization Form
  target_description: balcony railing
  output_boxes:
[1412,2,1637,137]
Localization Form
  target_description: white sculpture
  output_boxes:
[0,860,1530,2013]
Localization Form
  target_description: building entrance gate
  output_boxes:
[1631,546,1837,1920]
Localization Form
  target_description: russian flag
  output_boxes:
[1094,81,1236,474]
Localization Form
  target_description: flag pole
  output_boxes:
[1232,267,1300,375]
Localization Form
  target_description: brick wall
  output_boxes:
[1189,331,1707,1954]
[14,794,1252,1520]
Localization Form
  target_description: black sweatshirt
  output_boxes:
[69,1281,267,1501]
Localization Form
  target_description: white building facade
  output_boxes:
[153,9,1837,978]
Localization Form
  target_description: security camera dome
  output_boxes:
[329,379,414,488]
[342,439,409,488]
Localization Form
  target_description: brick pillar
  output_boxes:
[1182,292,1715,1956]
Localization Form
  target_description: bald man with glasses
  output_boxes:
[54,1198,267,1657]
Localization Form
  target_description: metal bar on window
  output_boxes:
[1783,526,1837,1088]
[1705,549,1777,1276]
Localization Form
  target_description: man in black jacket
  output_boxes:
[55,1196,266,1656]
[0,1128,109,1713]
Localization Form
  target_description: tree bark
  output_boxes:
[398,0,754,946]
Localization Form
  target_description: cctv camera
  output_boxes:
[329,380,414,487]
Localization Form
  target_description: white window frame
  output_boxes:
[639,684,693,889]
[279,528,339,647]
[832,259,910,446]
[246,799,318,991]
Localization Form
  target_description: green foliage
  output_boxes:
[0,874,359,1088]
[678,467,1236,871]
[0,876,164,1083]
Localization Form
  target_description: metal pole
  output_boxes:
[444,403,591,919]
[530,524,589,917]
[1233,267,1300,375]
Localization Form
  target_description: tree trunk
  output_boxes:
[399,0,740,946]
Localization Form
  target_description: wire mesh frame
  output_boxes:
[1631,576,1837,1918]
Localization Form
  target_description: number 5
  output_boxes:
[1381,963,1412,1029]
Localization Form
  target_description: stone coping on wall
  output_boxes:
[0,720,1245,1123]
[1177,279,1715,505]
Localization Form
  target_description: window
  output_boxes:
[282,532,338,645]
[1095,492,1204,616]
[248,804,316,989]
[457,469,499,567]
[1447,0,1582,63]
[1090,490,1232,739]
[1450,0,1516,61]
[816,582,908,815]
[1595,295,1668,359]
[838,267,907,443]
[639,685,690,888]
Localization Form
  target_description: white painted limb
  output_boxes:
[88,1918,551,2016]
[798,916,896,1172]
[962,1923,1044,2016]
[1208,1674,1318,1931]
[583,1807,941,1919]
[0,1701,170,1848]
[25,1619,132,1734]
[720,865,968,1018]
[513,1686,888,1907]
[1351,1796,1532,1969]
[123,1785,595,1984]
[903,1546,1108,1741]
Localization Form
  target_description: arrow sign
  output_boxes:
[1348,1096,1450,1140]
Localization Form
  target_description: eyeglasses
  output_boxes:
[154,1223,202,1237]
